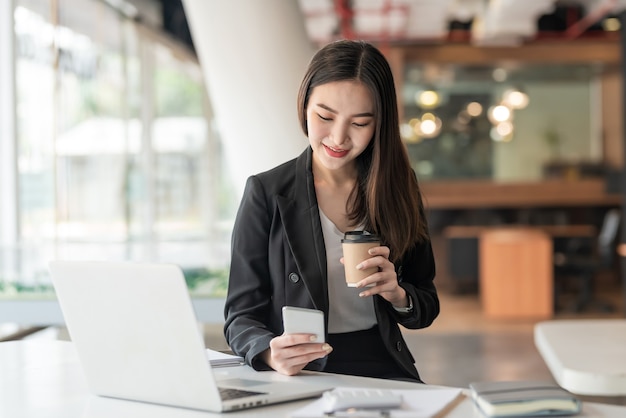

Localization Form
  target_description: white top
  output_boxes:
[318,209,377,333]
[534,319,626,396]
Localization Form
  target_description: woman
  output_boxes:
[224,40,439,382]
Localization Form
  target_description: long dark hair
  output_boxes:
[297,40,428,262]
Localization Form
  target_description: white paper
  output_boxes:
[290,386,464,418]
[205,349,244,367]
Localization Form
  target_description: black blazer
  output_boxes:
[224,147,439,381]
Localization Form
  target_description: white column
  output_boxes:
[0,0,19,264]
[181,0,315,197]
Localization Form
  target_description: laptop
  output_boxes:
[48,260,331,412]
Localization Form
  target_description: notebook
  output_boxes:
[469,380,582,417]
[48,260,331,413]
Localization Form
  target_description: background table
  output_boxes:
[444,224,597,319]
[480,228,553,319]
[534,319,626,396]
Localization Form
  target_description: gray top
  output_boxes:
[318,209,377,334]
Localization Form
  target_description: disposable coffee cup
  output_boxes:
[341,231,380,287]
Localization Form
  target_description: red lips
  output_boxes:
[324,144,348,158]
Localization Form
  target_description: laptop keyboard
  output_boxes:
[219,387,266,400]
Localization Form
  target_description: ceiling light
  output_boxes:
[416,113,442,138]
[400,123,419,143]
[492,68,507,82]
[502,88,529,109]
[420,119,438,136]
[466,102,483,117]
[408,118,420,128]
[603,17,621,32]
[490,125,513,142]
[496,121,514,137]
[488,105,512,124]
[415,89,441,109]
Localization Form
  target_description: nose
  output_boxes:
[330,121,349,146]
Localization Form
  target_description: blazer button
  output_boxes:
[396,341,402,351]
[288,272,300,283]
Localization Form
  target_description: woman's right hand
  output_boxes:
[261,334,332,376]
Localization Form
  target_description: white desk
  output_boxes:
[2,340,626,417]
[534,319,626,396]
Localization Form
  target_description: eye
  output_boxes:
[317,113,332,121]
[352,122,370,128]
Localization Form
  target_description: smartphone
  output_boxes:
[281,306,325,343]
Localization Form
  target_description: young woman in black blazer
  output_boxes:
[224,40,439,382]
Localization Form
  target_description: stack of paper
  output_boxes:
[290,386,464,418]
[205,349,244,368]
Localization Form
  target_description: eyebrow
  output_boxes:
[316,103,374,118]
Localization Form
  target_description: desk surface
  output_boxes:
[2,340,626,417]
[534,319,626,396]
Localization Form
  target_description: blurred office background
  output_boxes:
[1,0,625,387]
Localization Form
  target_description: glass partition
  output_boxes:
[401,62,608,182]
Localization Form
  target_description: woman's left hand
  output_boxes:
[341,245,409,308]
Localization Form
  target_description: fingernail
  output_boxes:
[322,344,332,352]
[310,335,317,342]
[356,263,363,270]
[359,292,365,297]
[368,249,375,254]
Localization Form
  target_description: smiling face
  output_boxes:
[306,80,376,175]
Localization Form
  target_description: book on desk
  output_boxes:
[469,380,581,417]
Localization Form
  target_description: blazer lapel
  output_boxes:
[276,148,328,313]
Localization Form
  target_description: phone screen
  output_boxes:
[282,306,325,343]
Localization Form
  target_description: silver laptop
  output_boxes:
[49,260,330,412]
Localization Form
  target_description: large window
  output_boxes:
[1,0,236,296]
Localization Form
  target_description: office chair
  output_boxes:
[553,209,621,313]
